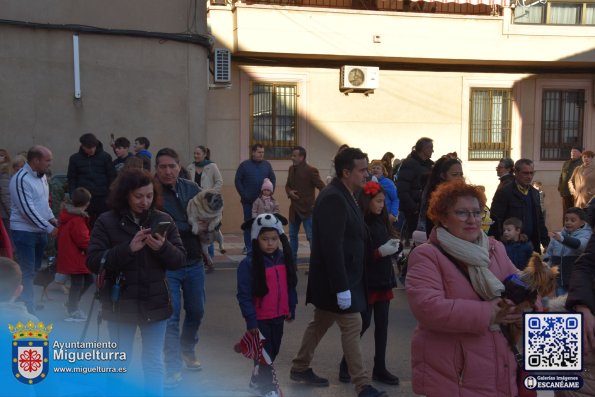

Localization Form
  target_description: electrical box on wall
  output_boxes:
[214,48,231,83]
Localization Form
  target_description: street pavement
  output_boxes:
[27,233,553,397]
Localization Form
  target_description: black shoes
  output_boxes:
[373,368,400,385]
[290,368,329,387]
[358,385,388,397]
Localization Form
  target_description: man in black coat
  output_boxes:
[290,148,387,397]
[395,137,434,240]
[67,133,116,224]
[488,158,549,253]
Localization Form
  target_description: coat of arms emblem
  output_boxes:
[8,320,53,385]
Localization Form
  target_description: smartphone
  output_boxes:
[152,222,171,237]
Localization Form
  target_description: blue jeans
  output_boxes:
[289,214,312,265]
[164,261,206,374]
[11,229,48,314]
[242,202,253,253]
[107,319,167,396]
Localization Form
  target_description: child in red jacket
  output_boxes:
[57,187,93,322]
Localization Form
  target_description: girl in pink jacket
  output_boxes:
[406,180,522,397]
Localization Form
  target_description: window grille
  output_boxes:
[513,0,595,24]
[250,82,298,160]
[540,89,584,161]
[468,88,512,160]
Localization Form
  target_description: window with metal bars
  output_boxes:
[540,89,584,161]
[468,88,512,160]
[249,82,298,160]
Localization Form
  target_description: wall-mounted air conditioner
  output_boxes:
[214,48,231,83]
[340,66,379,90]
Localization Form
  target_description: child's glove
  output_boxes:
[378,239,400,257]
[337,290,351,310]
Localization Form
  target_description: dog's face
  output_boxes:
[203,191,223,212]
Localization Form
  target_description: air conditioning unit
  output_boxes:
[340,66,379,90]
[213,48,231,83]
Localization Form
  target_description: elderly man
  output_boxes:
[396,137,434,241]
[285,146,325,265]
[559,145,583,215]
[9,146,58,314]
[489,158,550,253]
[290,147,388,397]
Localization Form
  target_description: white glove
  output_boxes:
[337,290,351,310]
[378,239,400,257]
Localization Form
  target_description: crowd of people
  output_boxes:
[0,135,595,397]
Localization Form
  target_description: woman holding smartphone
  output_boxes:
[87,168,186,395]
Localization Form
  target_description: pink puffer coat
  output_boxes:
[406,230,520,397]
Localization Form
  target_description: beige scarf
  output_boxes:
[436,227,504,301]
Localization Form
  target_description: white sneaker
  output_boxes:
[64,310,87,322]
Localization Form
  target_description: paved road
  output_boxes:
[20,233,553,397]
[32,262,416,397]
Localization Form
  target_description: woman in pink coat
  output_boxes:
[406,180,522,397]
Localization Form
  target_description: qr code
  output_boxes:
[524,313,582,371]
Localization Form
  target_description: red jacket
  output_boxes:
[57,205,90,275]
[0,217,12,259]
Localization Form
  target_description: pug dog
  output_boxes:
[187,189,226,273]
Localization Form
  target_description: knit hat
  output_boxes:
[571,144,584,152]
[261,178,274,192]
[250,213,285,241]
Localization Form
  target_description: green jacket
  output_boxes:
[558,158,582,197]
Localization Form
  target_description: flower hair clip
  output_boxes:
[363,181,381,196]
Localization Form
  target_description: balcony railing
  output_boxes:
[216,0,504,16]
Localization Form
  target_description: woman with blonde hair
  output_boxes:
[569,150,595,209]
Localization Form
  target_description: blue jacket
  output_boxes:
[378,175,399,218]
[237,250,297,330]
[544,223,592,289]
[504,240,534,271]
[234,159,276,204]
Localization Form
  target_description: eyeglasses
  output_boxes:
[453,210,485,221]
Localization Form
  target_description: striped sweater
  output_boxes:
[9,163,55,233]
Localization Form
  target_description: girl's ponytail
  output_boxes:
[280,233,297,289]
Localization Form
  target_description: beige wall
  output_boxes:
[0,0,210,172]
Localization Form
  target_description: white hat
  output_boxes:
[250,213,285,241]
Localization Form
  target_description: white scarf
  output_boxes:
[436,227,504,301]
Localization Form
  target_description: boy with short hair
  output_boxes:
[502,217,534,271]
[112,137,133,173]
[545,207,593,295]
[57,187,94,322]
[133,136,152,171]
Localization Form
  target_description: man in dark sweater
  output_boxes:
[155,148,206,388]
[488,158,550,253]
[234,143,276,253]
[67,133,116,225]
[395,137,434,240]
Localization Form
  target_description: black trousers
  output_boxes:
[252,316,285,393]
[361,299,391,370]
[66,273,94,313]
